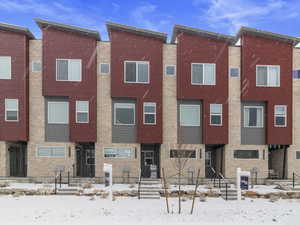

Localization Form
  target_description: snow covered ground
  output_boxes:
[0,195,299,225]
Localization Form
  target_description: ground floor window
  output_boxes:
[234,150,259,159]
[104,147,133,158]
[37,146,66,158]
[296,151,300,159]
[170,149,196,159]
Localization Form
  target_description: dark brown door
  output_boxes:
[9,145,26,177]
[76,143,95,177]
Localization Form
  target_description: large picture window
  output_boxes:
[256,65,280,87]
[56,59,81,81]
[124,61,149,83]
[180,104,200,126]
[5,98,18,121]
[191,63,215,85]
[244,106,263,128]
[170,149,196,159]
[48,102,69,124]
[37,146,66,158]
[114,103,135,125]
[0,56,11,79]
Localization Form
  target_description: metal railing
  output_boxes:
[292,172,300,188]
[138,169,142,199]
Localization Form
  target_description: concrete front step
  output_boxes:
[139,195,160,199]
[56,188,79,195]
[220,188,238,200]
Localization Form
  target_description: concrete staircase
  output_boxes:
[220,187,238,200]
[138,178,161,199]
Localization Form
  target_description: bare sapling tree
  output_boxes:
[170,148,194,214]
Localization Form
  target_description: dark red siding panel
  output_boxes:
[42,28,97,142]
[110,29,163,143]
[241,34,292,145]
[0,31,29,141]
[177,32,229,144]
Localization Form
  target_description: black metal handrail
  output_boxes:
[138,169,142,199]
[292,172,300,188]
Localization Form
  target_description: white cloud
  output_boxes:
[130,2,171,31]
[199,0,297,34]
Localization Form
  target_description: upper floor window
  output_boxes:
[48,102,69,124]
[76,101,89,123]
[191,63,215,85]
[32,61,42,72]
[165,65,176,76]
[114,103,135,125]
[256,65,280,87]
[0,56,11,79]
[56,59,81,82]
[5,99,18,122]
[230,68,240,77]
[210,104,222,126]
[244,106,263,128]
[100,63,110,75]
[124,61,149,83]
[144,102,156,125]
[179,104,200,126]
[274,105,287,127]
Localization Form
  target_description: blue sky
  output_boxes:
[0,0,299,41]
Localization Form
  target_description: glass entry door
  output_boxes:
[141,150,155,178]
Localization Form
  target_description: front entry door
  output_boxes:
[141,150,155,178]
[76,143,95,177]
[9,145,27,177]
[205,151,213,178]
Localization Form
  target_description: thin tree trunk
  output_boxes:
[162,168,169,213]
[178,169,181,214]
[190,169,200,215]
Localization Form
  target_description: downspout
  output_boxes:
[282,145,288,179]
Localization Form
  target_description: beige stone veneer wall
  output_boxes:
[0,141,9,176]
[27,40,75,177]
[95,42,140,181]
[225,46,268,179]
[287,48,300,177]
[160,44,205,180]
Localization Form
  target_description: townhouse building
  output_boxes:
[0,19,300,183]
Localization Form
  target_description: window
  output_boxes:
[124,61,149,83]
[230,68,240,77]
[293,70,300,79]
[170,149,196,159]
[180,104,200,126]
[104,147,133,158]
[5,99,18,121]
[256,65,280,87]
[48,102,69,124]
[234,150,259,159]
[165,65,176,76]
[114,103,135,125]
[244,106,263,128]
[191,63,215,85]
[32,61,42,72]
[210,104,222,126]
[76,101,89,123]
[144,102,156,125]
[100,63,110,74]
[56,59,81,81]
[296,151,300,159]
[37,146,66,158]
[0,56,11,79]
[86,149,95,165]
[274,105,287,127]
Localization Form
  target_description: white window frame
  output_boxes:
[191,63,216,85]
[32,60,42,72]
[124,61,150,84]
[103,147,133,159]
[99,63,110,75]
[274,105,287,127]
[48,101,69,124]
[114,103,135,126]
[36,146,66,158]
[256,65,280,87]
[56,59,82,82]
[210,104,222,126]
[0,56,12,79]
[165,64,176,76]
[76,101,89,124]
[243,106,264,128]
[179,104,201,127]
[5,98,19,122]
[143,102,156,125]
